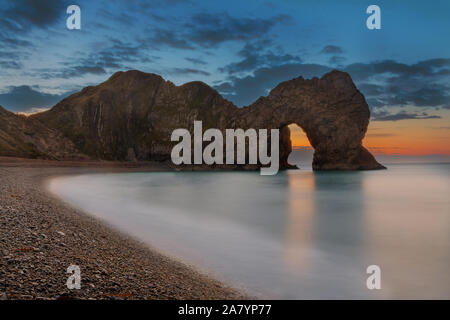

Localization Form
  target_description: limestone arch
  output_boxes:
[236,70,385,170]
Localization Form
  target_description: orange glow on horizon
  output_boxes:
[363,115,450,155]
[288,110,450,156]
[288,124,311,148]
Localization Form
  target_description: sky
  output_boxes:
[0,0,449,156]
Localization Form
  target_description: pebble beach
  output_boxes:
[0,158,244,300]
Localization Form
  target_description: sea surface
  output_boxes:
[49,163,450,299]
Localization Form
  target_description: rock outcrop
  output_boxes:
[233,70,385,170]
[0,70,384,170]
[0,105,81,159]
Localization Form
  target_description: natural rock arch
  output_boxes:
[232,70,385,170]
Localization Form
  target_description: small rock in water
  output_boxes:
[56,231,65,236]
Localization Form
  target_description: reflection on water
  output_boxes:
[284,172,315,272]
[50,164,450,299]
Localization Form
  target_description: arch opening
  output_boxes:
[281,123,314,169]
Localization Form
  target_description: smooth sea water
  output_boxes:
[49,163,450,299]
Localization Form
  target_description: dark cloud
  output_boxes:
[0,34,33,70]
[365,97,386,108]
[372,111,441,121]
[97,9,135,27]
[343,59,450,111]
[185,13,291,47]
[185,57,207,65]
[320,45,345,66]
[328,55,346,65]
[0,0,68,32]
[120,0,189,10]
[170,68,210,76]
[0,37,32,48]
[0,85,75,112]
[219,41,302,74]
[42,66,107,79]
[0,60,22,69]
[362,82,450,109]
[320,45,343,54]
[358,83,384,96]
[147,13,291,50]
[386,84,450,107]
[92,0,189,30]
[148,29,195,50]
[344,59,450,81]
[85,39,159,68]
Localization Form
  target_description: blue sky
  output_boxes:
[0,0,449,124]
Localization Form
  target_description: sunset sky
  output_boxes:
[0,0,449,156]
[290,109,450,156]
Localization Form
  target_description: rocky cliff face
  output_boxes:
[0,70,384,170]
[0,105,81,159]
